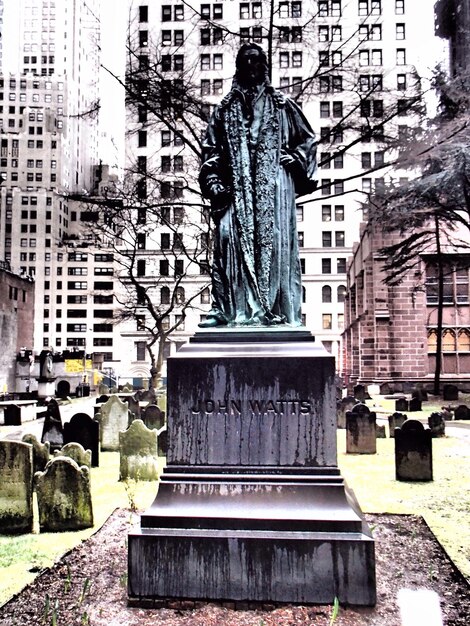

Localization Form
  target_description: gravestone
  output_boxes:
[142,404,165,430]
[454,404,470,420]
[388,412,407,438]
[125,394,141,419]
[408,397,422,412]
[443,384,459,401]
[96,394,110,404]
[0,441,33,534]
[428,412,445,437]
[122,383,133,392]
[54,442,92,468]
[135,388,157,404]
[96,395,130,451]
[346,403,377,454]
[395,420,433,481]
[22,433,50,473]
[35,457,93,532]
[98,384,109,395]
[411,387,428,401]
[4,404,21,426]
[337,395,355,429]
[353,384,368,402]
[157,425,167,457]
[376,425,386,438]
[441,406,454,421]
[56,380,71,399]
[395,397,409,412]
[40,398,64,452]
[119,419,159,481]
[379,382,391,395]
[63,412,100,467]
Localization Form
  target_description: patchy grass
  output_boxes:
[338,432,470,581]
[0,452,163,605]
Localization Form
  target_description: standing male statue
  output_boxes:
[199,43,317,328]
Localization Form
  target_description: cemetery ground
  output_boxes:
[0,396,469,625]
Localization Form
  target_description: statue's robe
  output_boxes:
[199,83,317,326]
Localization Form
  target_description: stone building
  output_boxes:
[435,0,470,74]
[0,263,34,392]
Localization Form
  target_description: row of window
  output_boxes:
[358,0,405,15]
[322,313,344,330]
[1,171,58,183]
[43,281,114,291]
[43,294,114,305]
[0,79,63,91]
[3,92,63,103]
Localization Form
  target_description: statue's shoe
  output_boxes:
[198,316,228,328]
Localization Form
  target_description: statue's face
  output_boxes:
[238,49,265,87]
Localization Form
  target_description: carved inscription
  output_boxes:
[191,399,312,417]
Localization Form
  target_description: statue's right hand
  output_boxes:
[208,182,231,220]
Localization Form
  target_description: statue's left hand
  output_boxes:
[280,150,297,170]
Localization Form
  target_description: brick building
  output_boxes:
[0,262,34,391]
[343,220,470,391]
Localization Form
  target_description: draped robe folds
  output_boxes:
[199,83,317,326]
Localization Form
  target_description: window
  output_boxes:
[175,259,184,276]
[322,205,331,221]
[334,205,344,221]
[337,258,347,273]
[337,285,347,302]
[138,130,147,147]
[396,23,405,39]
[395,0,405,14]
[397,74,407,90]
[322,285,332,303]
[160,260,169,276]
[322,258,332,274]
[322,314,332,330]
[322,231,332,247]
[335,231,345,247]
[397,48,406,65]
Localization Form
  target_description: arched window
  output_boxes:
[160,286,170,305]
[322,285,332,303]
[302,285,306,303]
[442,329,456,351]
[427,329,437,353]
[175,286,185,304]
[457,329,470,351]
[337,284,347,303]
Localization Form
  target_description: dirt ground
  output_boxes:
[0,509,468,626]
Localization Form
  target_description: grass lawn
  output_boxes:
[0,428,468,606]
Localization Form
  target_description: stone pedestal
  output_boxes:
[37,378,56,399]
[128,329,376,606]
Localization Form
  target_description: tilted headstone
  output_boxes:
[63,412,100,467]
[0,441,34,533]
[56,380,71,399]
[454,404,470,420]
[395,419,433,481]
[388,412,407,438]
[443,384,459,401]
[428,412,445,437]
[408,397,422,412]
[40,398,64,452]
[395,397,409,412]
[353,384,368,402]
[4,404,22,426]
[22,433,50,473]
[376,425,386,438]
[119,419,159,481]
[346,403,377,454]
[35,457,93,532]
[54,442,92,468]
[142,404,165,430]
[96,395,130,451]
[337,396,355,429]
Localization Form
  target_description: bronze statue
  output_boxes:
[199,43,317,328]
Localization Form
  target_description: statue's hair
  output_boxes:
[235,44,269,80]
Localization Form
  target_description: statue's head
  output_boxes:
[235,44,268,87]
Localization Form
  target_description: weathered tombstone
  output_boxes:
[96,394,110,404]
[4,404,22,426]
[411,387,428,402]
[119,419,159,481]
[395,397,409,412]
[135,388,157,404]
[122,383,133,392]
[63,412,100,467]
[0,441,33,534]
[443,384,459,401]
[388,412,407,438]
[22,433,50,473]
[40,398,64,452]
[346,403,377,454]
[98,383,110,395]
[428,412,445,437]
[142,404,165,430]
[125,394,141,419]
[56,380,71,399]
[395,420,433,481]
[441,406,454,421]
[353,384,368,402]
[337,395,355,429]
[157,425,168,457]
[376,425,386,438]
[35,457,93,532]
[454,404,470,420]
[54,442,92,468]
[379,382,391,395]
[96,395,130,451]
[408,397,422,412]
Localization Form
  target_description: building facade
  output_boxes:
[435,0,470,75]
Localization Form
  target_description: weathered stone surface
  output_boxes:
[454,404,470,420]
[428,412,445,437]
[122,383,133,392]
[40,398,63,452]
[443,384,459,401]
[63,412,100,467]
[353,384,368,402]
[395,419,432,481]
[408,397,422,412]
[4,404,21,426]
[142,404,165,430]
[124,395,141,419]
[35,457,93,532]
[337,396,355,429]
[22,433,49,473]
[376,425,386,438]
[157,425,167,457]
[96,395,130,451]
[388,412,407,438]
[54,442,91,468]
[56,380,71,399]
[411,387,427,401]
[0,441,33,534]
[346,404,377,454]
[395,398,409,412]
[119,419,159,481]
[98,384,109,395]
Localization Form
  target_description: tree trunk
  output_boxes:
[433,216,444,396]
[266,0,275,78]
